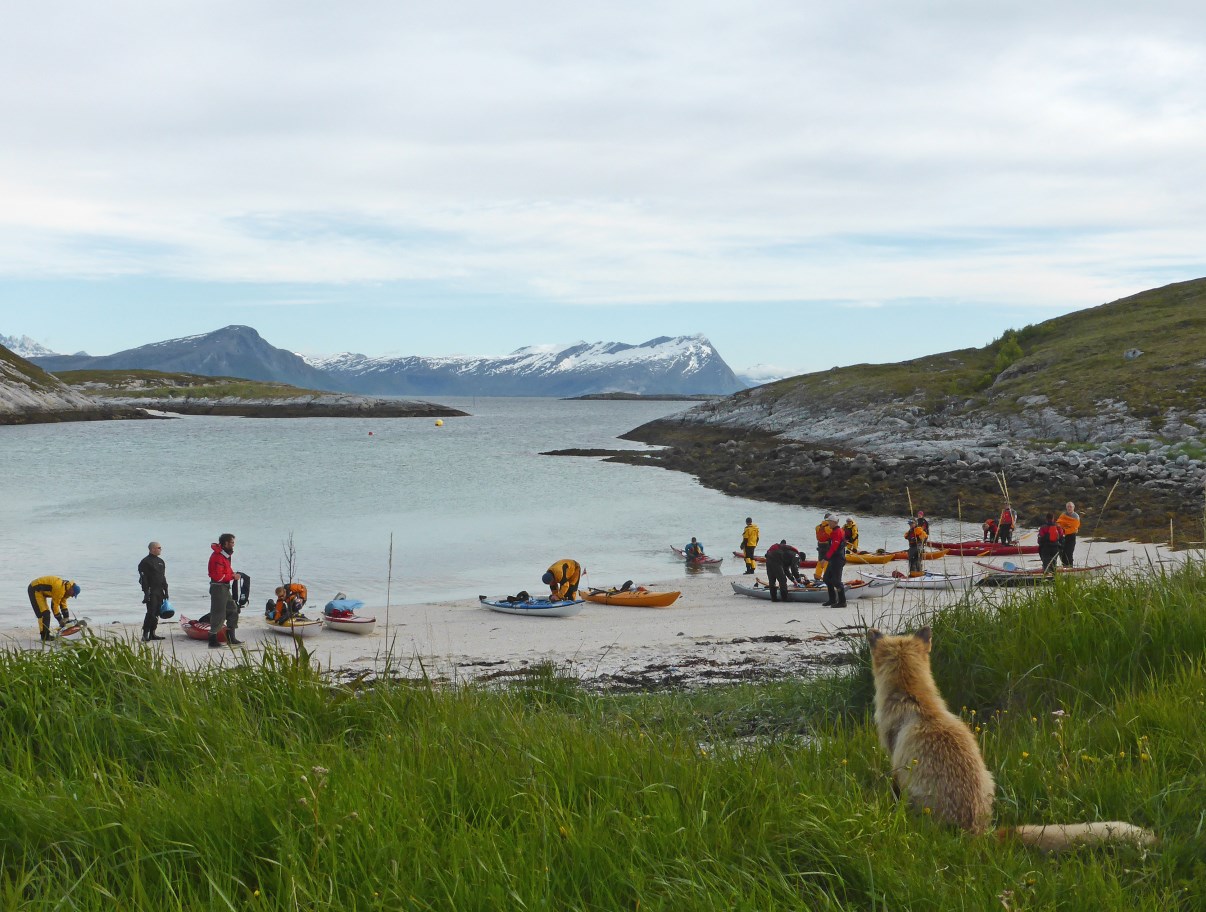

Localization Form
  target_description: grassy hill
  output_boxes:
[755,277,1205,422]
[56,369,330,400]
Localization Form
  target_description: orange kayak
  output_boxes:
[583,586,682,608]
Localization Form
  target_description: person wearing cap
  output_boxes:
[814,514,835,580]
[822,521,848,607]
[914,510,930,536]
[27,575,80,641]
[1056,502,1081,566]
[740,518,760,575]
[904,520,928,574]
[138,541,169,642]
[543,559,582,601]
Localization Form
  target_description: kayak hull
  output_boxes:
[856,570,980,590]
[322,614,378,634]
[583,588,681,608]
[266,616,324,638]
[180,616,227,643]
[730,577,895,603]
[479,596,584,618]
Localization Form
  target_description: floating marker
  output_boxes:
[435,419,444,427]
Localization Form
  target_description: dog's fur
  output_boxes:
[867,627,1156,851]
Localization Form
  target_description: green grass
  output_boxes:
[755,277,1206,425]
[1,564,1203,909]
[55,369,328,400]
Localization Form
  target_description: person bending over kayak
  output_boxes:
[764,541,800,603]
[27,576,80,641]
[268,583,309,623]
[543,559,583,601]
[683,537,705,560]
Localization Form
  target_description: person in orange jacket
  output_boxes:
[1056,502,1081,566]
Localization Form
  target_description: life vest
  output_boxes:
[999,508,1016,527]
[1040,524,1063,544]
[843,522,859,551]
[742,524,760,548]
[271,583,308,621]
[815,522,832,544]
[1057,512,1081,535]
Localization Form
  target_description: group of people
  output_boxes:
[983,501,1081,568]
[739,514,856,606]
[28,532,316,648]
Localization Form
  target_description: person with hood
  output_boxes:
[137,541,169,642]
[740,518,759,575]
[914,510,930,536]
[207,533,243,647]
[543,559,582,601]
[27,576,79,641]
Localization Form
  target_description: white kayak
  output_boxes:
[730,577,896,603]
[322,613,377,635]
[478,595,584,618]
[857,570,981,590]
[265,615,324,638]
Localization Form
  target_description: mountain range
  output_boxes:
[28,327,745,397]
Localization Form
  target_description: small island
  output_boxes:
[55,369,468,419]
[563,392,723,401]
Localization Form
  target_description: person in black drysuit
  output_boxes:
[764,540,799,603]
[137,541,169,641]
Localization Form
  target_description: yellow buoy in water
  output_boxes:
[435,419,444,427]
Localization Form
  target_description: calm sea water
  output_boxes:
[1,398,964,627]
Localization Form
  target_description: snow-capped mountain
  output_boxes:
[306,335,744,396]
[0,334,60,359]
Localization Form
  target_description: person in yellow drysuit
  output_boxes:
[740,517,760,575]
[843,518,860,552]
[542,559,583,601]
[27,576,80,641]
[814,514,834,580]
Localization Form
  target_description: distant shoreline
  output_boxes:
[564,392,722,402]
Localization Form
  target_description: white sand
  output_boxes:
[4,540,1189,689]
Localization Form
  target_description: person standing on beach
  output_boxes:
[814,514,834,580]
[996,505,1017,544]
[1037,513,1064,572]
[843,518,860,552]
[543,559,582,601]
[27,576,79,642]
[1056,502,1081,566]
[207,533,243,647]
[914,510,930,537]
[740,518,759,575]
[905,520,928,574]
[822,521,848,607]
[137,541,169,642]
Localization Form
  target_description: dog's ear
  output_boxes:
[914,627,932,649]
[867,628,883,647]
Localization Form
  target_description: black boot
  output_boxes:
[744,568,755,575]
[144,630,165,642]
[208,633,221,648]
[225,628,243,646]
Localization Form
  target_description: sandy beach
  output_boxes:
[6,539,1189,690]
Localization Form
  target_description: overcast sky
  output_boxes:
[1,1,1203,376]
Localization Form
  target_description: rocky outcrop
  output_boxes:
[93,393,467,419]
[0,348,149,425]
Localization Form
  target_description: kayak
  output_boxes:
[180,615,227,643]
[856,570,980,590]
[973,561,1110,578]
[52,618,89,643]
[933,540,1040,556]
[845,552,896,565]
[732,551,823,569]
[671,546,723,566]
[583,586,681,608]
[730,577,896,603]
[887,550,949,561]
[479,595,584,618]
[322,613,378,634]
[265,615,324,639]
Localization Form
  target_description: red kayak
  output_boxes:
[671,546,723,566]
[933,540,1040,556]
[180,615,227,643]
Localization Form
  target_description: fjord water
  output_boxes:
[2,398,930,628]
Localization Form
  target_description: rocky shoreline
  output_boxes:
[548,423,1205,544]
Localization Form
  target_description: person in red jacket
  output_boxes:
[1037,513,1064,572]
[207,533,243,647]
[822,522,848,607]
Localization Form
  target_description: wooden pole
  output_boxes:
[385,532,394,633]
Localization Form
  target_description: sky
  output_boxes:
[1,1,1203,379]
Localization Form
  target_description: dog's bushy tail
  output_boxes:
[999,821,1156,852]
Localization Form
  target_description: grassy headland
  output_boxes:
[2,562,1202,909]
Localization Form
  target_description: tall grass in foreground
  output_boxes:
[0,563,1202,910]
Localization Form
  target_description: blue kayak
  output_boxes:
[478,595,584,617]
